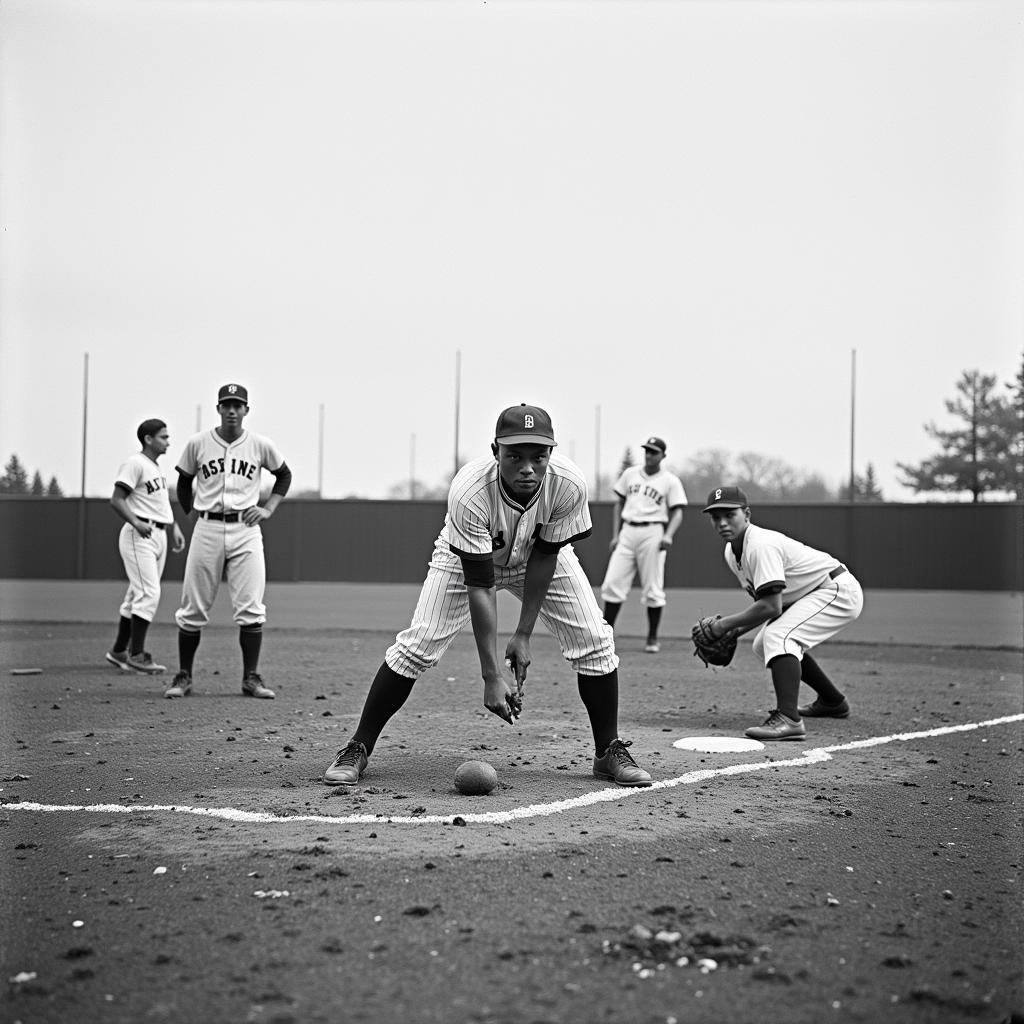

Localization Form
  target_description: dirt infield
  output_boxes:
[1,589,1022,1023]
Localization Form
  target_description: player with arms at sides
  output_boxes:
[600,436,687,653]
[323,404,653,789]
[699,487,864,740]
[165,383,292,700]
[105,419,186,674]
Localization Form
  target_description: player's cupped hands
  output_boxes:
[483,672,520,725]
[171,524,186,553]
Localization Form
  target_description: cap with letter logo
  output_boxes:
[217,383,249,405]
[702,486,749,512]
[494,404,557,446]
[641,436,667,454]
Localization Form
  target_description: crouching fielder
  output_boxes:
[698,487,864,741]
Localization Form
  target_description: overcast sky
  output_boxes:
[1,0,1021,501]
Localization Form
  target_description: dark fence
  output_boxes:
[1,497,1021,591]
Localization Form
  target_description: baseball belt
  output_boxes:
[199,511,241,523]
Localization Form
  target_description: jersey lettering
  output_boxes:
[143,477,166,495]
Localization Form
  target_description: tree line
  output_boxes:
[0,454,64,496]
[3,355,1020,503]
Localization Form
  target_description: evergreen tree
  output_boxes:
[0,454,30,494]
[46,476,64,497]
[853,463,884,501]
[617,447,636,476]
[896,370,1009,502]
[30,471,44,496]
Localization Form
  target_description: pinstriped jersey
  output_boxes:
[114,452,173,524]
[726,523,840,606]
[176,429,285,513]
[442,452,592,569]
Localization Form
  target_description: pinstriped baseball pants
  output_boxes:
[385,544,619,679]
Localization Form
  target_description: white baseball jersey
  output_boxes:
[725,523,843,608]
[614,466,687,524]
[114,452,173,523]
[176,429,285,511]
[442,452,592,568]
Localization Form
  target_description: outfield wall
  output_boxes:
[1,497,1021,591]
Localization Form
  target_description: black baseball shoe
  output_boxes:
[593,738,653,787]
[105,650,131,672]
[745,709,806,741]
[323,740,369,787]
[242,672,275,699]
[798,696,850,718]
[164,671,193,699]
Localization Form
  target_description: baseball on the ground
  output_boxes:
[454,760,498,795]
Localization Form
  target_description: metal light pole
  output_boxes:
[453,350,461,479]
[76,353,89,578]
[848,349,857,502]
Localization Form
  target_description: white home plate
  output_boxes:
[673,736,765,753]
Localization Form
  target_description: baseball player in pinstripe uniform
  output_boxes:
[165,383,292,700]
[105,419,185,674]
[700,486,864,740]
[323,404,652,788]
[600,436,687,652]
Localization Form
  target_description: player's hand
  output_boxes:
[134,521,153,538]
[659,536,673,551]
[483,673,519,724]
[242,506,271,527]
[171,524,186,553]
[608,537,619,553]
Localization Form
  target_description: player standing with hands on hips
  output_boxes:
[105,419,185,674]
[600,437,687,653]
[323,404,653,789]
[165,384,292,700]
[697,487,864,740]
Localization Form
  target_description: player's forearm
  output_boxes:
[261,493,284,516]
[664,507,684,541]
[718,595,782,635]
[516,547,558,638]
[467,586,502,679]
[110,492,140,527]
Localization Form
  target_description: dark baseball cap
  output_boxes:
[217,383,248,405]
[494,404,557,446]
[702,486,749,512]
[641,436,667,453]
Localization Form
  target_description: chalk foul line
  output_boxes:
[3,714,1021,827]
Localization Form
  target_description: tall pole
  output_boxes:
[453,350,461,480]
[594,404,601,501]
[317,404,325,498]
[848,349,857,502]
[76,352,89,578]
[410,433,416,500]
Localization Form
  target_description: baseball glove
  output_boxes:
[691,615,737,668]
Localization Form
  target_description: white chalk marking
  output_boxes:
[672,736,765,753]
[4,713,1021,827]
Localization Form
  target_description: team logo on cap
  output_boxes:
[227,385,238,395]
[524,415,534,428]
[715,489,723,500]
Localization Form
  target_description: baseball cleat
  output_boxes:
[745,710,806,741]
[593,738,653,787]
[242,672,275,699]
[164,671,193,698]
[126,652,166,674]
[323,740,369,786]
[798,696,850,719]
[644,640,660,654]
[105,650,131,672]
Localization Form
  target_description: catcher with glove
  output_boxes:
[691,615,738,667]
